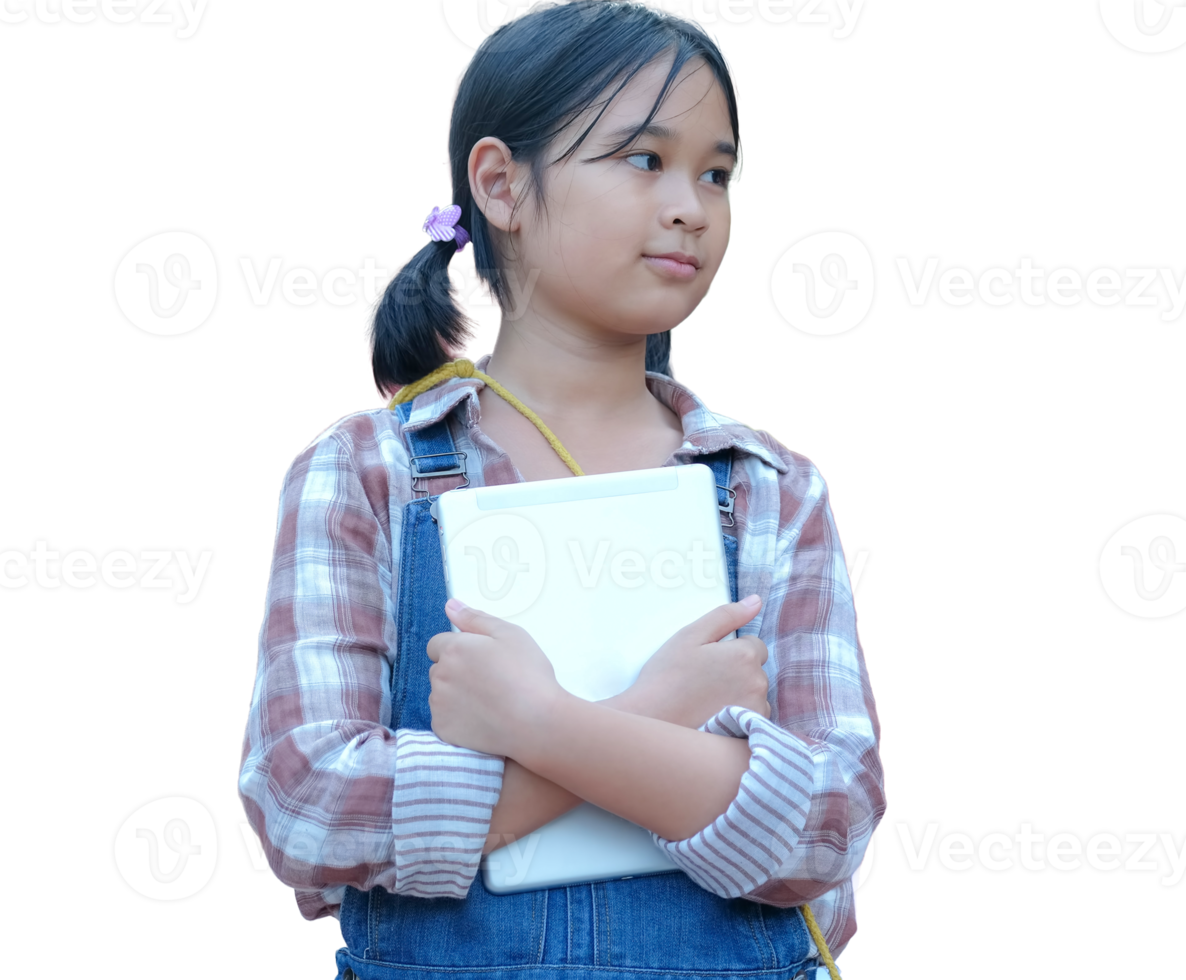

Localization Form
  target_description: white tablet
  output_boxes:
[429,462,734,894]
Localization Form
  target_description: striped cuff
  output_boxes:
[391,730,505,898]
[650,705,816,898]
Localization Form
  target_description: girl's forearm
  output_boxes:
[482,690,647,854]
[508,692,751,843]
[483,758,583,854]
[478,697,752,852]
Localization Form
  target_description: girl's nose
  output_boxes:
[662,197,709,234]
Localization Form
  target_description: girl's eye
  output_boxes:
[624,151,660,172]
[624,152,732,188]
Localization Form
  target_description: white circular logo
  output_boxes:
[771,231,875,336]
[1099,514,1186,618]
[443,0,547,50]
[114,796,218,900]
[1100,0,1186,52]
[448,513,547,618]
[114,231,218,336]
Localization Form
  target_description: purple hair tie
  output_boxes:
[423,204,470,252]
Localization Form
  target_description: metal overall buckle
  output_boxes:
[409,450,469,497]
[717,483,736,528]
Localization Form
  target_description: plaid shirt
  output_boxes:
[238,352,885,956]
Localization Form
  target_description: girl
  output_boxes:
[239,3,885,979]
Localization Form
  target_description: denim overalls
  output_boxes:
[334,402,825,980]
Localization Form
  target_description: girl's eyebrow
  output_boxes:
[601,121,737,162]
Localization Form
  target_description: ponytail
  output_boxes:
[370,232,474,396]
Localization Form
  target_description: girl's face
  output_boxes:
[480,55,736,343]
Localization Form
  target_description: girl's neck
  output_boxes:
[482,325,658,424]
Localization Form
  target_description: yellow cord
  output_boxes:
[801,903,842,979]
[391,356,841,979]
[388,357,585,476]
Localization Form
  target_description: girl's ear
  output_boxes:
[468,136,525,235]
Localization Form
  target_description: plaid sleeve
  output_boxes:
[237,419,505,920]
[649,456,885,954]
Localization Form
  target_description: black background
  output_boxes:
[4,3,1181,972]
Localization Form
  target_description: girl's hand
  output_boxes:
[622,595,771,728]
[426,598,565,757]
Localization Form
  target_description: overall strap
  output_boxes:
[389,399,469,731]
[392,399,469,495]
[699,448,739,605]
[698,448,736,528]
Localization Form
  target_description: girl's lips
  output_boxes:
[643,255,699,281]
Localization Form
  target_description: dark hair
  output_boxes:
[370,0,742,395]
